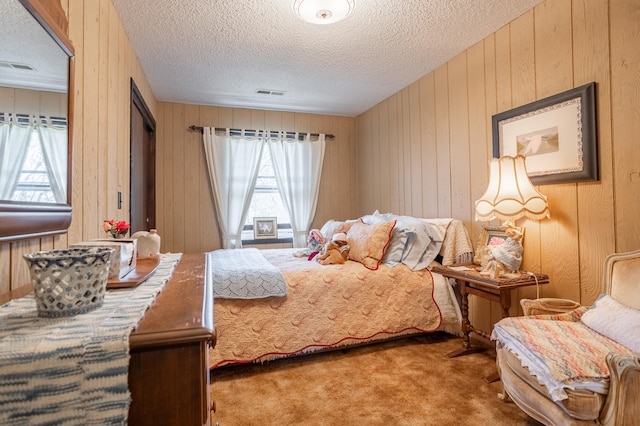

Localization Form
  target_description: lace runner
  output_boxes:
[0,253,182,425]
[208,248,287,299]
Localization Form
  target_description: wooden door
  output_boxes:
[130,79,156,234]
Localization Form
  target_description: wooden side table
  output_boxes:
[431,264,549,359]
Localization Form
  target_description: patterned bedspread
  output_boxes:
[211,249,444,368]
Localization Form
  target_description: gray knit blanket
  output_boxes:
[207,248,287,299]
[0,253,182,426]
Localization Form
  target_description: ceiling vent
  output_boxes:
[0,61,35,71]
[255,89,286,96]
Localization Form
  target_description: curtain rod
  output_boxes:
[187,125,334,139]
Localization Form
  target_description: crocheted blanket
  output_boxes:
[436,219,474,265]
[492,307,635,401]
[0,253,182,426]
[208,248,287,299]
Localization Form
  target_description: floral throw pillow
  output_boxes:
[346,219,397,270]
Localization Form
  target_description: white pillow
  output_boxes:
[382,227,413,265]
[394,215,438,270]
[320,219,356,241]
[581,294,640,353]
[365,211,437,270]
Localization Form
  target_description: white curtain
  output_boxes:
[0,115,32,200]
[268,133,325,248]
[37,117,68,203]
[202,127,264,249]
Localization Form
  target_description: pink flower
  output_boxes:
[489,236,506,246]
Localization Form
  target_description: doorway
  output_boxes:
[129,79,156,234]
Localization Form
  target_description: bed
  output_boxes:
[208,214,474,369]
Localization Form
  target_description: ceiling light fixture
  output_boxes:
[255,89,286,96]
[293,0,355,25]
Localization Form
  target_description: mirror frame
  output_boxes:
[0,0,74,242]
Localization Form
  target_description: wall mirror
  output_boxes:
[0,0,74,241]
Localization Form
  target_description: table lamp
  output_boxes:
[475,155,549,278]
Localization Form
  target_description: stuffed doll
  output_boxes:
[480,222,523,279]
[293,228,326,260]
[307,229,325,254]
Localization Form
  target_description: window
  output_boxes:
[242,151,292,241]
[0,114,67,203]
[12,130,56,203]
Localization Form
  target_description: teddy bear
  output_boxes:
[332,232,350,260]
[317,233,350,265]
[316,241,346,265]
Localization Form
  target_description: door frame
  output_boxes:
[129,78,156,232]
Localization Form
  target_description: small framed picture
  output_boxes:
[473,224,525,265]
[253,217,277,239]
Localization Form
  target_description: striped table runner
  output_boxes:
[0,253,182,425]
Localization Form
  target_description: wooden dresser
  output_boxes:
[0,253,216,426]
[128,253,215,425]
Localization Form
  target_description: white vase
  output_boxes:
[131,229,161,258]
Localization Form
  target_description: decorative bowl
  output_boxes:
[23,247,114,318]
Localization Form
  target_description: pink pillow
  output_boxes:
[346,219,396,270]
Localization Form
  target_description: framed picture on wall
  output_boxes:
[492,82,598,185]
[253,217,277,239]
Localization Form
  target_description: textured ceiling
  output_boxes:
[0,0,68,92]
[111,0,543,117]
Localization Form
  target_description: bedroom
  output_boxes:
[152,0,637,336]
[0,0,638,424]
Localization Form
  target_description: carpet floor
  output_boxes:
[210,332,543,425]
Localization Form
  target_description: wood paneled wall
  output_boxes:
[355,0,639,331]
[155,103,357,254]
[3,0,638,333]
[0,88,67,119]
[0,0,156,295]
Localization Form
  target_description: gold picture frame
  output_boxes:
[473,224,525,265]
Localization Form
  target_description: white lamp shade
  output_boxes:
[475,155,550,222]
[293,0,355,25]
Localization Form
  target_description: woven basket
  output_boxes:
[23,247,114,318]
[520,298,582,316]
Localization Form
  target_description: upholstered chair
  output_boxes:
[492,249,640,425]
